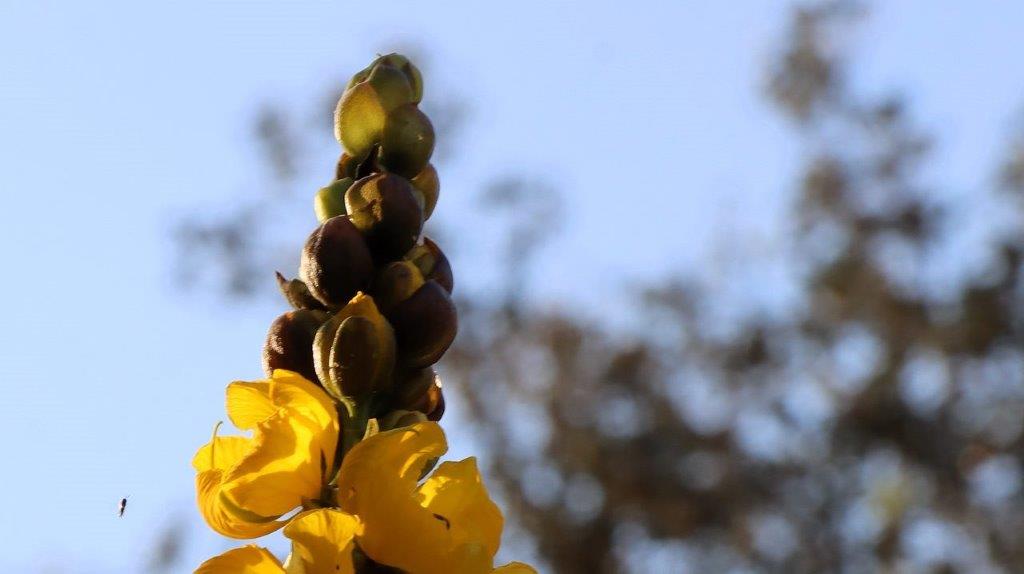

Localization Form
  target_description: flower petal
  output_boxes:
[192,435,250,473]
[270,370,339,434]
[223,409,330,518]
[337,422,453,573]
[492,563,538,574]
[227,382,275,430]
[417,458,504,560]
[196,469,283,539]
[283,509,359,574]
[195,545,284,574]
[194,433,284,538]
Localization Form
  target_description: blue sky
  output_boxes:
[1,1,1022,571]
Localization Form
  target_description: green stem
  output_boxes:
[328,397,372,483]
[341,399,370,456]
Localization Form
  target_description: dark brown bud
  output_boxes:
[378,409,428,431]
[379,104,435,179]
[373,261,425,314]
[275,272,327,311]
[386,280,457,368]
[405,237,453,294]
[345,173,424,261]
[262,309,330,383]
[427,389,445,422]
[299,216,374,308]
[392,367,440,413]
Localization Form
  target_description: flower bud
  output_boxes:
[379,104,435,179]
[367,63,415,112]
[378,409,428,431]
[275,272,327,311]
[334,82,386,159]
[299,216,374,308]
[262,309,330,383]
[345,65,372,92]
[313,293,396,400]
[345,173,424,260]
[314,178,353,223]
[336,152,358,180]
[386,280,457,368]
[374,54,423,104]
[410,163,440,220]
[405,237,453,294]
[427,389,445,422]
[391,368,441,412]
[350,54,423,104]
[373,261,425,315]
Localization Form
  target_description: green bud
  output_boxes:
[345,65,373,92]
[410,163,440,220]
[314,178,353,223]
[374,261,426,314]
[367,64,414,112]
[262,309,330,383]
[382,54,421,102]
[379,104,435,179]
[275,272,327,311]
[299,216,374,308]
[345,173,424,260]
[378,409,428,431]
[334,82,386,159]
[347,54,420,100]
[387,280,457,368]
[328,315,380,397]
[405,237,453,293]
[313,293,396,400]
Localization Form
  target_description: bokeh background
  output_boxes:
[3,0,1024,572]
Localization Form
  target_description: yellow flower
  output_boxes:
[194,509,358,574]
[195,426,536,573]
[193,370,340,538]
[193,383,534,573]
[338,422,536,574]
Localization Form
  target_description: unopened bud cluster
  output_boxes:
[265,54,451,425]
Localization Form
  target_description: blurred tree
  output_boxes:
[174,4,1024,572]
[145,519,187,573]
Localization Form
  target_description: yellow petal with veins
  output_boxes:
[194,435,283,539]
[226,382,274,430]
[269,370,338,432]
[283,509,359,574]
[222,409,330,518]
